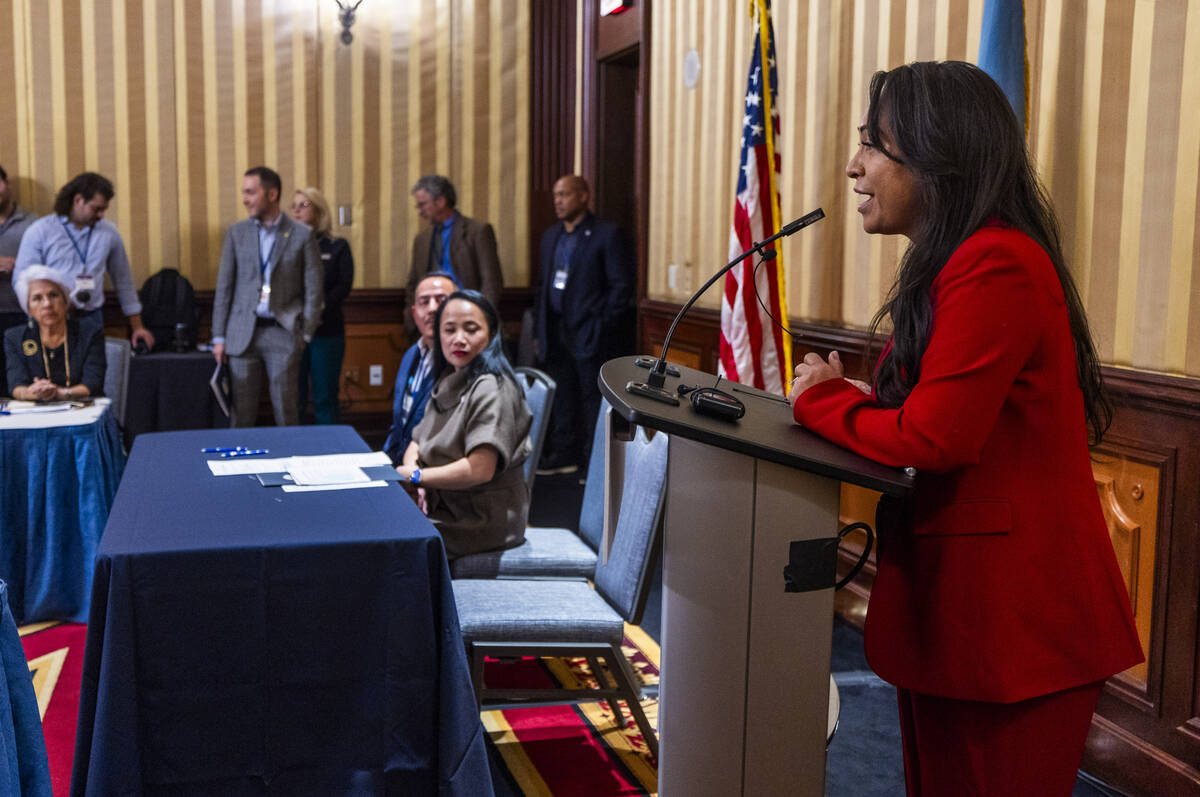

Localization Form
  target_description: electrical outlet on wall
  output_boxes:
[369,365,383,386]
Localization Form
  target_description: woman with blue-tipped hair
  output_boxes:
[395,290,532,558]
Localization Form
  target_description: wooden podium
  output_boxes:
[599,356,912,797]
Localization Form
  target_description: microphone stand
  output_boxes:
[629,208,825,405]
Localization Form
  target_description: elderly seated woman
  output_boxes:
[3,265,105,401]
[394,289,532,559]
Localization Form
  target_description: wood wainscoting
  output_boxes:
[639,298,1200,796]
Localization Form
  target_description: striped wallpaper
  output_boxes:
[648,0,1200,378]
[0,0,530,292]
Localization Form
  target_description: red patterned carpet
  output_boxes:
[482,624,660,796]
[17,621,658,796]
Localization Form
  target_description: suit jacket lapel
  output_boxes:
[268,215,292,278]
[238,222,260,279]
[22,326,47,380]
[415,226,433,270]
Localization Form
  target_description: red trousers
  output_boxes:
[897,680,1104,796]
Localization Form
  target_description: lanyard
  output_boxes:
[61,219,91,266]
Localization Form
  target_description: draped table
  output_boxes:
[124,351,227,446]
[0,399,124,623]
[71,425,492,796]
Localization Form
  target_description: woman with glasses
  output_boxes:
[291,187,354,424]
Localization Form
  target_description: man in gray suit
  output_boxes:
[211,166,323,427]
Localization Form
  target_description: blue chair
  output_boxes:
[0,581,51,796]
[514,366,555,492]
[452,425,667,758]
[450,400,611,579]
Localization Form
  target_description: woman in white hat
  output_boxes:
[3,264,105,400]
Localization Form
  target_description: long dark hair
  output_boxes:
[863,61,1110,444]
[430,290,518,387]
[54,172,114,217]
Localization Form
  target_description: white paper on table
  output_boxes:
[285,456,370,486]
[292,452,391,469]
[207,457,291,476]
[19,403,72,414]
[281,480,388,493]
[282,452,392,485]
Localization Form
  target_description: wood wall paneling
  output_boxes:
[1091,441,1170,694]
[528,0,579,285]
[596,1,640,60]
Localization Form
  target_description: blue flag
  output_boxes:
[977,0,1026,129]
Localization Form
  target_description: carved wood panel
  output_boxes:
[1091,449,1162,692]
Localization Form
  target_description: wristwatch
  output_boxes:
[409,468,422,485]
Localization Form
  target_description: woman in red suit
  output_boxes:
[789,61,1143,795]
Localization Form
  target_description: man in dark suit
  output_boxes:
[382,271,455,464]
[211,166,323,427]
[406,175,502,312]
[534,175,634,474]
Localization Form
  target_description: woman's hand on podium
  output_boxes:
[788,350,844,406]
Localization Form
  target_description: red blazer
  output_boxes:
[793,225,1143,703]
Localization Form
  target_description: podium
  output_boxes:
[599,357,912,796]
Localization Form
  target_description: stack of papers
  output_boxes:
[206,451,397,493]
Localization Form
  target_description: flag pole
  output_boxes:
[753,0,792,389]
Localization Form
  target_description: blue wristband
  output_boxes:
[409,468,422,485]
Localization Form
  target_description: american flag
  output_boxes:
[719,0,791,395]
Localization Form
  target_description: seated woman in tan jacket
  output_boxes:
[394,290,532,559]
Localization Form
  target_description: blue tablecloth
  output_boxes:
[0,405,125,623]
[0,580,51,796]
[70,426,493,796]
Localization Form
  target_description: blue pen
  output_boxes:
[220,448,269,458]
[202,446,248,453]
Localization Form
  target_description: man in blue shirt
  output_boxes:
[405,175,502,314]
[14,172,154,350]
[383,271,455,464]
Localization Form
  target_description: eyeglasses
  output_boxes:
[292,200,312,211]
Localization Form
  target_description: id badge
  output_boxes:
[552,268,568,291]
[259,283,272,304]
[75,276,96,292]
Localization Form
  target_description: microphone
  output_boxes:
[628,208,825,406]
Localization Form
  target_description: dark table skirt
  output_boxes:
[124,352,227,446]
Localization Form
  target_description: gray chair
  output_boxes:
[450,400,611,579]
[452,424,667,759]
[103,337,131,427]
[514,366,555,492]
